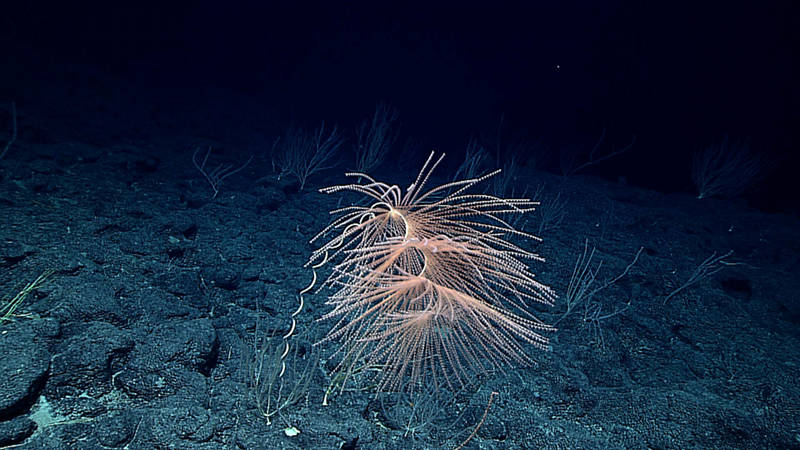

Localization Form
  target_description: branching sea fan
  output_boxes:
[307,152,555,394]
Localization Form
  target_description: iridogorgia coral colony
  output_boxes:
[303,151,556,400]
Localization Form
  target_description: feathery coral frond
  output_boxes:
[311,151,555,394]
